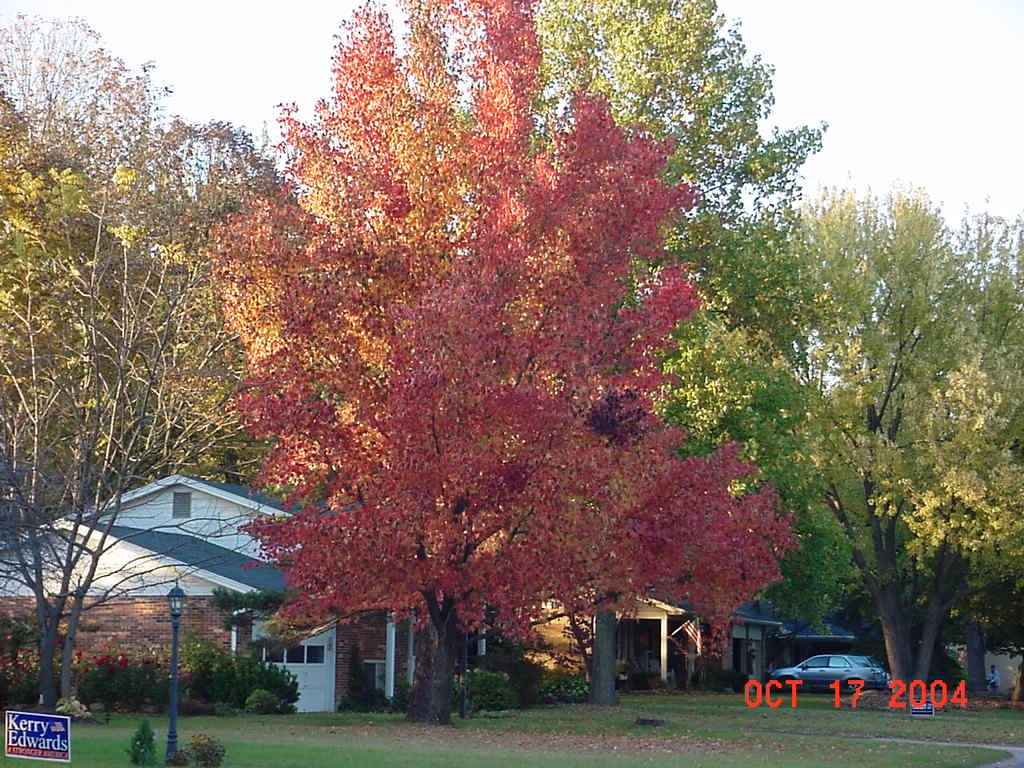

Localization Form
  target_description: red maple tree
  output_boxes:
[216,0,792,722]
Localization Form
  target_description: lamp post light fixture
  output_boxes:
[165,584,186,764]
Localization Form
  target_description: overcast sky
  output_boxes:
[2,0,1021,220]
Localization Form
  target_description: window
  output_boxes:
[363,660,386,691]
[265,644,326,665]
[172,492,192,518]
[828,657,852,668]
[804,656,829,668]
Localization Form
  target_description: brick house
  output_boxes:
[0,475,409,712]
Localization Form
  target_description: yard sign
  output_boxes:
[4,711,71,762]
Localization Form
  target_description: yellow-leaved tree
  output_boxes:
[799,189,1024,681]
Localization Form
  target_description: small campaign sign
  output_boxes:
[5,710,71,763]
[910,702,935,718]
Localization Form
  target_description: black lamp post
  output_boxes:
[165,584,185,764]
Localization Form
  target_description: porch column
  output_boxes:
[660,614,668,683]
[385,612,396,699]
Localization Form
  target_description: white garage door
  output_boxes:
[265,627,336,712]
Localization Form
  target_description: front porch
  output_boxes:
[615,600,700,689]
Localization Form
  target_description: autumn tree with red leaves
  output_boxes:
[216,0,792,723]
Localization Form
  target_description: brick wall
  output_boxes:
[334,612,411,704]
[0,595,233,653]
[76,596,233,651]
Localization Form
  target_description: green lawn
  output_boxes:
[63,693,1023,767]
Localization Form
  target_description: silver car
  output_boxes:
[769,654,890,690]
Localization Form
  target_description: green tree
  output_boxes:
[797,190,1024,681]
[538,0,845,626]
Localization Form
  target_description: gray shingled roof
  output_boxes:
[109,525,286,591]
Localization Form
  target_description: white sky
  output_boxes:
[2,0,1021,220]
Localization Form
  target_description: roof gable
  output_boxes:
[118,475,288,515]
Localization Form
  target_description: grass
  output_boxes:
[59,692,1024,767]
[459,692,1024,746]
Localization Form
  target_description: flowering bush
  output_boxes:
[188,734,226,768]
[0,648,41,709]
[74,646,168,712]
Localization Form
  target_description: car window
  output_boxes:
[804,656,829,668]
[828,656,852,668]
[848,656,871,666]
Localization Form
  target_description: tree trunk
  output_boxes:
[589,610,619,706]
[913,599,946,682]
[59,594,85,700]
[37,631,58,711]
[875,587,913,681]
[407,606,461,724]
[966,622,987,693]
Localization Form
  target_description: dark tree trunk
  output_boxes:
[966,622,987,692]
[59,594,85,700]
[875,586,913,682]
[589,610,619,706]
[407,597,461,724]
[913,598,946,682]
[37,631,58,711]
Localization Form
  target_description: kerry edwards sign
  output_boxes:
[5,711,71,762]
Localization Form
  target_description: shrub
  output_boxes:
[538,669,589,703]
[244,688,278,714]
[476,640,544,708]
[179,639,233,704]
[338,645,407,713]
[180,638,298,711]
[391,677,411,712]
[467,670,517,711]
[0,614,38,659]
[233,655,299,710]
[189,734,226,768]
[127,719,157,766]
[0,648,41,709]
[74,647,167,712]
